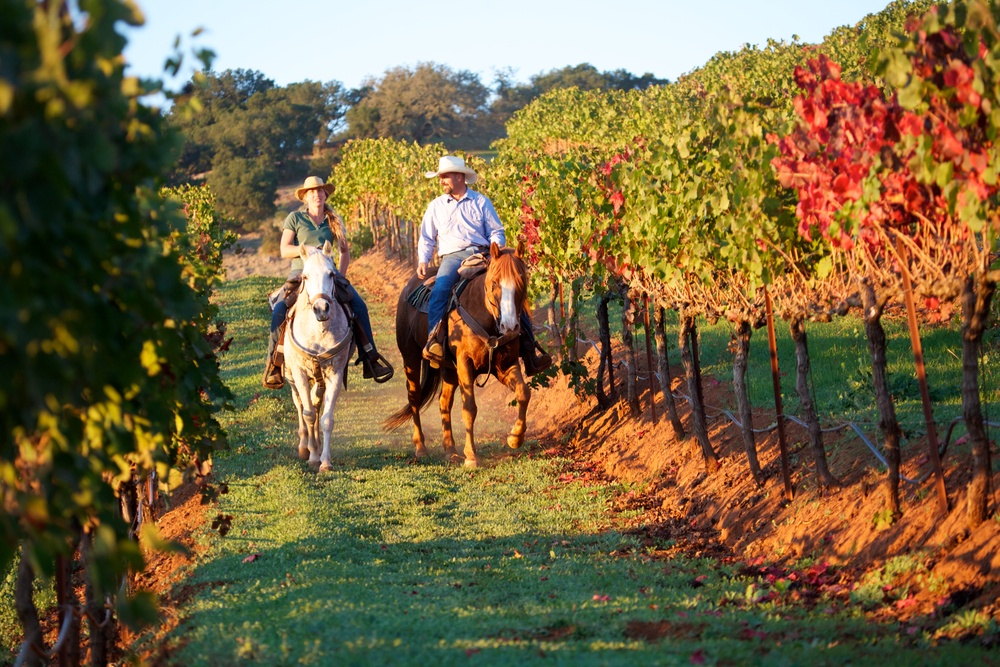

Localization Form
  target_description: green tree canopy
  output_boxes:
[344,62,493,148]
[168,70,347,224]
[490,63,669,122]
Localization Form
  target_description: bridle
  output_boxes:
[289,267,352,364]
[456,260,524,386]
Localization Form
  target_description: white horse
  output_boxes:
[283,242,353,471]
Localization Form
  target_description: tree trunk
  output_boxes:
[596,293,615,408]
[83,532,112,667]
[655,306,685,440]
[679,310,719,472]
[860,279,902,518]
[622,289,641,417]
[566,279,579,363]
[961,275,996,528]
[56,541,82,667]
[547,279,563,363]
[15,550,44,666]
[789,315,839,488]
[733,319,764,485]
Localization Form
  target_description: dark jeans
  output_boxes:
[271,283,374,348]
[426,247,479,333]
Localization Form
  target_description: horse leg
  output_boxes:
[317,369,344,472]
[499,364,531,449]
[456,365,480,468]
[405,362,428,458]
[297,379,320,468]
[439,379,460,463]
[287,376,311,460]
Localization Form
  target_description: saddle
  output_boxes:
[406,253,490,313]
[265,274,359,390]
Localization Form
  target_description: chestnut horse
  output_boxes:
[384,242,531,467]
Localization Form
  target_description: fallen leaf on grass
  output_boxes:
[690,649,706,664]
[242,553,262,563]
[593,594,610,602]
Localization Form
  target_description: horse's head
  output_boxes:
[300,241,337,322]
[485,241,528,335]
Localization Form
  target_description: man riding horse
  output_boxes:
[418,155,551,374]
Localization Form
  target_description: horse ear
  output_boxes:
[490,241,501,260]
[322,240,333,258]
[515,240,525,258]
[300,244,310,260]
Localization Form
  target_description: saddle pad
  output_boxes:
[406,283,434,313]
[406,276,472,314]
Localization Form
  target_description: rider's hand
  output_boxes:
[417,262,427,279]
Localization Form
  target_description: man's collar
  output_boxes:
[445,189,472,203]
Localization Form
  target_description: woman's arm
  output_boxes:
[280,229,300,259]
[279,228,300,259]
[332,213,349,274]
[339,242,350,275]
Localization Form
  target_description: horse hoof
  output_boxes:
[507,435,523,450]
[298,447,310,460]
[464,458,479,468]
[308,458,321,468]
[319,462,333,472]
[414,447,428,459]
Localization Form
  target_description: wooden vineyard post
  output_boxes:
[764,286,794,501]
[559,280,565,322]
[895,237,950,516]
[643,295,658,422]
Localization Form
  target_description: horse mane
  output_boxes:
[488,248,530,315]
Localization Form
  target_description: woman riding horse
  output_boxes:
[263,176,392,388]
[284,242,353,471]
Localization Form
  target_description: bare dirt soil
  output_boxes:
[124,235,1000,661]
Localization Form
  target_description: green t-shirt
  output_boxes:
[283,208,346,276]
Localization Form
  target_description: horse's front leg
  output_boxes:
[287,375,311,460]
[498,363,531,449]
[455,364,480,468]
[317,368,345,472]
[439,378,459,463]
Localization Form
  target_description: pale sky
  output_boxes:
[122,0,903,92]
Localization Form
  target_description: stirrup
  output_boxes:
[356,350,395,383]
[422,339,443,369]
[523,343,552,377]
[262,364,285,389]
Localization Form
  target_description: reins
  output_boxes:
[456,266,522,388]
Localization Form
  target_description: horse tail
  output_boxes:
[382,363,441,432]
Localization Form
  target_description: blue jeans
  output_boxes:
[426,248,478,334]
[271,283,374,349]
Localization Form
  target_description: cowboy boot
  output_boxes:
[356,348,395,383]
[262,328,285,389]
[519,330,552,377]
[353,321,395,383]
[422,320,445,368]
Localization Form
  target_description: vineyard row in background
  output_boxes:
[323,0,1000,531]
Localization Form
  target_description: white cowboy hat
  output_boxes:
[295,175,335,201]
[424,155,478,185]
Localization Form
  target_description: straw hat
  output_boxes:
[295,176,335,201]
[424,155,478,185]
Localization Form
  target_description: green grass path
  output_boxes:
[137,277,993,666]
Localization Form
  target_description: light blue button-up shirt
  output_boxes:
[418,189,506,264]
